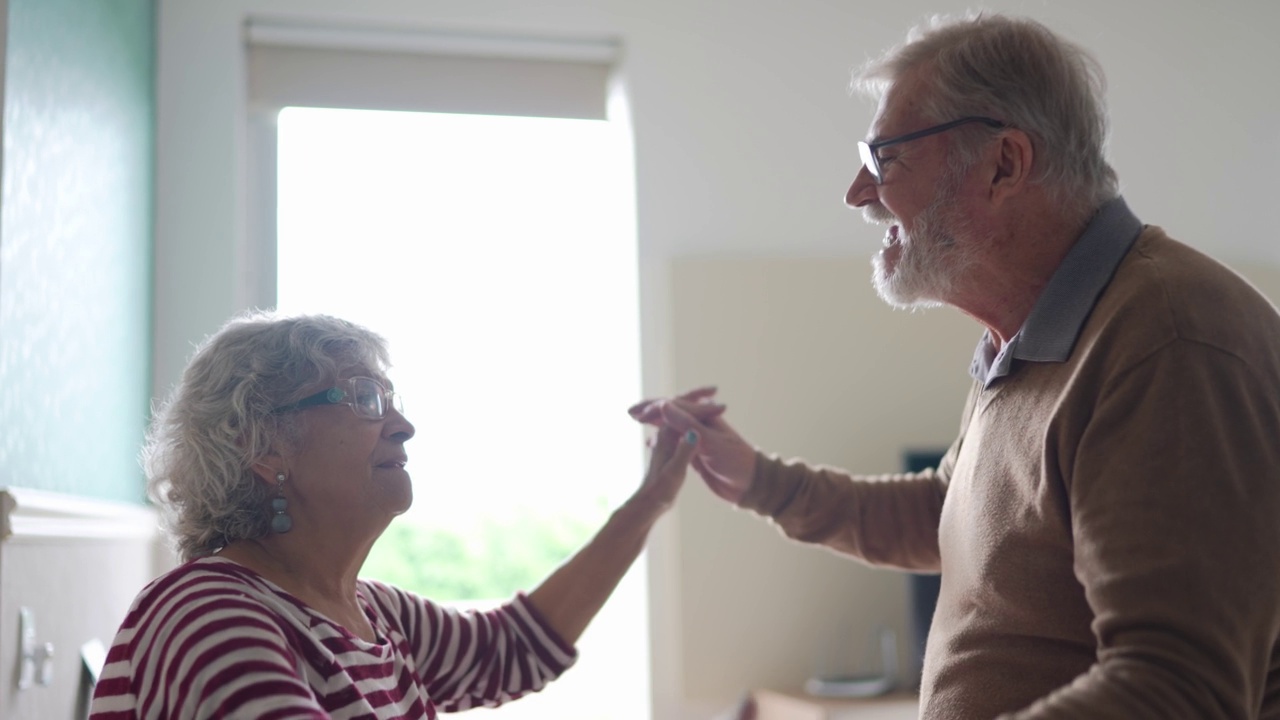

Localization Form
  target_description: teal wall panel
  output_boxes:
[0,0,155,502]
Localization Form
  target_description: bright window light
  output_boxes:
[276,106,646,719]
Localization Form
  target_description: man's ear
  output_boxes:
[988,128,1034,204]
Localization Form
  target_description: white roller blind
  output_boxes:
[246,19,617,119]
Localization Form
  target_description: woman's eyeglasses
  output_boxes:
[272,376,402,420]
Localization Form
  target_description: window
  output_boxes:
[274,106,645,719]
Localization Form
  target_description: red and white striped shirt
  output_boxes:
[89,557,576,719]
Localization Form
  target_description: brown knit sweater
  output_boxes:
[741,227,1280,719]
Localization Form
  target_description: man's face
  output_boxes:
[866,169,976,309]
[847,74,981,309]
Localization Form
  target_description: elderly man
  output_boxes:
[633,13,1280,720]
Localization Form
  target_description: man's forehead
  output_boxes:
[866,70,928,140]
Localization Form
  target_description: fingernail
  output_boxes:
[685,430,698,445]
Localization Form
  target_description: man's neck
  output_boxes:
[951,205,1088,346]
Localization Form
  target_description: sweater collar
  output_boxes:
[969,197,1143,386]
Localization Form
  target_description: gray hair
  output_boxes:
[854,12,1119,221]
[143,311,392,561]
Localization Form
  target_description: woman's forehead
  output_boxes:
[336,365,392,387]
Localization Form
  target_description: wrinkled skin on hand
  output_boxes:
[628,386,758,503]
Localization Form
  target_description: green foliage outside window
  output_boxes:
[360,504,606,602]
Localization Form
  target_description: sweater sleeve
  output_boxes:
[737,445,954,572]
[1005,340,1280,719]
[368,583,577,711]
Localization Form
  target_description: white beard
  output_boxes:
[866,181,977,309]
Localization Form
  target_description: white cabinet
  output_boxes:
[0,488,165,720]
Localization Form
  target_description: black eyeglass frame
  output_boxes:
[271,376,401,420]
[858,116,1006,185]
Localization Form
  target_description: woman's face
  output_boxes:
[282,367,416,533]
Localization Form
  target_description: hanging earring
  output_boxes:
[270,472,293,534]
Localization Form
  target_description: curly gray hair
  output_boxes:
[854,12,1119,222]
[144,311,391,561]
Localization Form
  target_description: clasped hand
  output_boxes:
[630,386,759,504]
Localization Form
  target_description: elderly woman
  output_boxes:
[89,312,699,719]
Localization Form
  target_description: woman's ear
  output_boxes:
[250,457,284,485]
[250,426,299,484]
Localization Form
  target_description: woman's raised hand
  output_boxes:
[628,387,758,504]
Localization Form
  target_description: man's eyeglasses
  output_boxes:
[272,376,403,420]
[858,116,1006,185]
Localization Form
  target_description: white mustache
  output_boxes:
[863,203,896,225]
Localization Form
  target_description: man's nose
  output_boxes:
[845,165,878,208]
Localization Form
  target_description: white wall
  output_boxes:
[155,0,1280,716]
[670,258,978,710]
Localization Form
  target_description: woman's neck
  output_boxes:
[217,537,377,641]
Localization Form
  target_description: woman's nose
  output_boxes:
[384,406,415,441]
